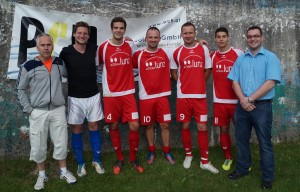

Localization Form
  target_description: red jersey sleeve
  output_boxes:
[132,50,142,69]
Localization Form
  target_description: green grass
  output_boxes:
[0,141,299,192]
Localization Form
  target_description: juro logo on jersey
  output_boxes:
[183,59,203,68]
[216,64,232,73]
[145,61,166,70]
[109,57,130,66]
[145,57,166,70]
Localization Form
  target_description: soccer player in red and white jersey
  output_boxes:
[97,17,143,174]
[132,27,175,165]
[210,27,244,171]
[170,22,219,174]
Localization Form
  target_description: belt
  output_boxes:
[254,99,272,104]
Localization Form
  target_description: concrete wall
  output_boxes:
[0,0,299,157]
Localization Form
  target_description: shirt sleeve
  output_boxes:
[59,49,68,81]
[203,45,212,69]
[233,48,245,56]
[227,55,242,82]
[162,48,174,69]
[170,50,178,69]
[59,48,65,62]
[128,40,139,56]
[266,52,281,84]
[16,64,33,114]
[61,60,68,78]
[132,51,139,68]
[95,45,102,66]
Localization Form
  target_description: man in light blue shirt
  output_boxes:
[227,26,281,190]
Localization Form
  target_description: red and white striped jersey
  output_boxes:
[171,43,212,98]
[132,48,171,100]
[210,47,244,103]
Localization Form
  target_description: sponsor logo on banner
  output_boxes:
[8,4,186,79]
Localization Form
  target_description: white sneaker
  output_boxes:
[77,164,87,177]
[34,175,48,190]
[200,162,219,174]
[92,161,105,174]
[60,170,77,184]
[183,156,193,169]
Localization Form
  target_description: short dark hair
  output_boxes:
[74,21,91,35]
[146,27,160,35]
[111,17,127,30]
[181,22,195,32]
[215,27,229,37]
[247,25,263,36]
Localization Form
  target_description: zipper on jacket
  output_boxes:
[49,72,51,110]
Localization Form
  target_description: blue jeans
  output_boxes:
[235,100,274,182]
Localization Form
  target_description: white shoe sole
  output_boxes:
[200,162,219,174]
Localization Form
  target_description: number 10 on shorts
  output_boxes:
[144,116,151,123]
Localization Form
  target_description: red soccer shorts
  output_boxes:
[103,94,139,123]
[213,103,236,126]
[176,98,208,124]
[139,96,171,125]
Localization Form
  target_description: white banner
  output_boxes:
[7,3,186,79]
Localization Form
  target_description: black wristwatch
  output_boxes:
[248,97,254,103]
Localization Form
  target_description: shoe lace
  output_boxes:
[184,156,192,162]
[224,159,231,166]
[64,171,71,178]
[37,176,46,184]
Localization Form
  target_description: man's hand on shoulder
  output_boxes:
[124,36,133,41]
[196,39,209,47]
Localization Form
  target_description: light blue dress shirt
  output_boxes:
[228,47,281,100]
